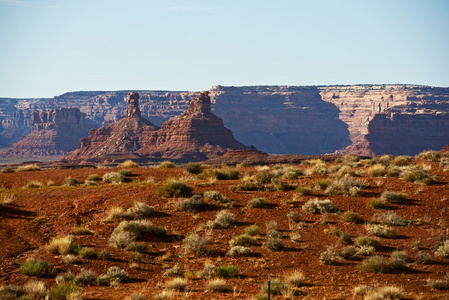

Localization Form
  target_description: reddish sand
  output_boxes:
[0,159,448,299]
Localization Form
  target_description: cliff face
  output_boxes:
[0,108,95,157]
[63,92,248,162]
[2,85,449,157]
[208,86,352,154]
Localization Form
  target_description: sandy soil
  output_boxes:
[0,158,448,299]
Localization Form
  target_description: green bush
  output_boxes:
[314,179,331,191]
[215,265,239,278]
[78,247,96,259]
[20,260,51,277]
[296,186,312,195]
[158,161,175,168]
[119,169,133,176]
[359,255,391,273]
[126,242,148,253]
[229,234,256,247]
[355,236,381,248]
[199,169,239,180]
[158,180,193,198]
[184,162,203,174]
[340,210,362,223]
[63,176,79,186]
[380,190,407,203]
[247,197,270,208]
[244,225,261,236]
[48,282,81,299]
[86,174,101,181]
[177,195,205,211]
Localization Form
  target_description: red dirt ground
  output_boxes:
[0,158,448,299]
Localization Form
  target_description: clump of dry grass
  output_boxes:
[0,192,16,206]
[302,198,338,214]
[207,210,238,229]
[183,234,209,256]
[165,278,187,291]
[118,160,139,168]
[16,164,41,172]
[206,278,229,292]
[46,235,78,255]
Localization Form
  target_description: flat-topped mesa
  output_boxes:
[125,92,141,118]
[187,91,211,116]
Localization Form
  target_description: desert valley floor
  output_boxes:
[0,153,448,299]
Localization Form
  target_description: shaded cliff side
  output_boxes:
[0,108,95,157]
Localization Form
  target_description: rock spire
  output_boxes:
[125,92,141,118]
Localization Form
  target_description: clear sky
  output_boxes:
[1,0,448,98]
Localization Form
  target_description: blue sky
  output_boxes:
[1,0,448,98]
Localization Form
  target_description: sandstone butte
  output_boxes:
[62,91,248,162]
[0,108,95,157]
[1,84,449,157]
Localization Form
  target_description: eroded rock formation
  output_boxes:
[0,108,95,157]
[63,92,159,161]
[2,85,449,157]
[63,92,248,162]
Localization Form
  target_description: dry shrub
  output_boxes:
[302,198,338,214]
[207,210,238,229]
[366,224,397,239]
[0,192,16,206]
[284,269,305,287]
[206,278,229,292]
[118,160,139,168]
[158,179,193,198]
[183,234,209,256]
[16,164,41,172]
[47,235,78,255]
[165,278,187,291]
[102,172,125,184]
[325,175,366,196]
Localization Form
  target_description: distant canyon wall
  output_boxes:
[1,85,448,156]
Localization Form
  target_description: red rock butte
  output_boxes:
[63,91,248,162]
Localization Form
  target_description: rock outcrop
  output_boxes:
[63,92,159,161]
[0,108,95,157]
[63,92,248,162]
[2,85,449,157]
[147,91,249,161]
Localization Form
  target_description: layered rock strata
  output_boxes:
[0,108,95,157]
[63,92,248,162]
[63,92,159,161]
[2,85,449,156]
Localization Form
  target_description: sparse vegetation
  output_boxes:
[247,197,270,208]
[183,234,209,256]
[102,172,125,184]
[184,162,203,174]
[158,161,176,168]
[158,179,193,198]
[118,160,139,168]
[302,198,338,214]
[16,164,41,172]
[20,259,51,277]
[207,210,238,229]
[381,190,407,203]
